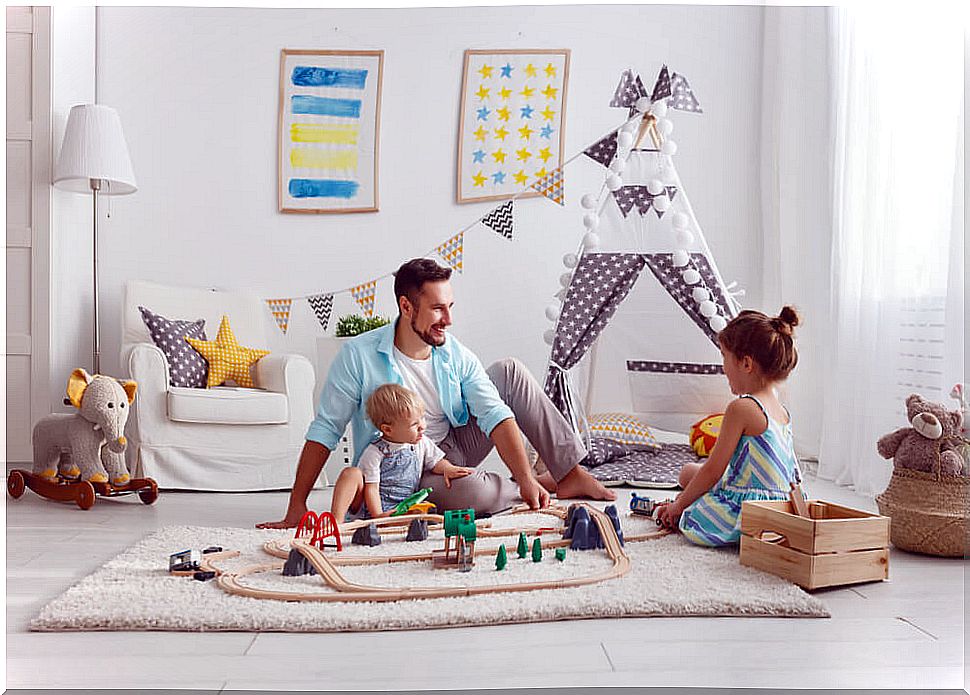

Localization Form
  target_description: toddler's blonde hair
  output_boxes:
[366,383,424,428]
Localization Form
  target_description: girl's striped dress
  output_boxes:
[679,394,800,547]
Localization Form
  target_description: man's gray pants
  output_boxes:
[418,357,586,514]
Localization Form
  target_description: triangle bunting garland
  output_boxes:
[266,298,293,334]
[481,200,515,240]
[584,132,618,168]
[531,167,565,206]
[435,232,465,273]
[307,293,334,331]
[351,281,378,317]
[609,69,647,110]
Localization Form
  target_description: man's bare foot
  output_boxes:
[554,465,616,501]
[256,505,307,529]
[535,472,558,493]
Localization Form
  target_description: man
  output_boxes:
[257,258,613,529]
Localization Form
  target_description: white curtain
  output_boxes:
[817,6,964,496]
[762,6,964,496]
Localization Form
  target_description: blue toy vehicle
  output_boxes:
[629,492,656,517]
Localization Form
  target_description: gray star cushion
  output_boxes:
[138,306,209,388]
[582,443,699,487]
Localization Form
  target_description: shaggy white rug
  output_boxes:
[31,512,827,632]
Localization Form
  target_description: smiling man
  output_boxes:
[257,258,614,529]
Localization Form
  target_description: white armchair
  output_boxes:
[121,280,318,491]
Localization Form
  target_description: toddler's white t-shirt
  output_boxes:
[393,346,451,443]
[357,435,446,484]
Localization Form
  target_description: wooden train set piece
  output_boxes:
[7,468,158,510]
[191,503,668,603]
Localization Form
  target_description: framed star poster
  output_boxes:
[278,49,384,214]
[457,49,570,204]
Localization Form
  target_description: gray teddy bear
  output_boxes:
[32,368,138,485]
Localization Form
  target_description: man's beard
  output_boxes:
[411,316,446,347]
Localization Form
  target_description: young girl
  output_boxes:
[655,307,802,546]
[331,383,473,521]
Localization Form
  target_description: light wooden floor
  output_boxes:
[5,469,966,691]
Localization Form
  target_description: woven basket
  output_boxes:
[875,463,970,557]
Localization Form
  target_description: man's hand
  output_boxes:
[255,502,308,529]
[517,476,550,510]
[441,462,474,489]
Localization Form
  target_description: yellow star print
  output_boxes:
[516,148,532,162]
[496,106,511,122]
[538,146,552,163]
[518,124,534,140]
[513,169,529,185]
[544,63,556,78]
[472,171,487,187]
[492,148,507,164]
[185,315,269,389]
[540,105,556,121]
[473,125,488,142]
[498,86,512,100]
[541,84,558,100]
[494,126,509,140]
[534,166,549,180]
[524,63,537,78]
[519,85,535,99]
[475,84,490,100]
[478,64,494,79]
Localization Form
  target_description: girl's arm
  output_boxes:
[671,398,759,513]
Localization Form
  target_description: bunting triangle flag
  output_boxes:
[350,281,378,317]
[435,232,465,273]
[531,167,565,206]
[481,200,514,240]
[307,293,334,331]
[583,131,618,168]
[609,69,647,109]
[651,65,672,102]
[670,73,703,113]
[266,298,293,334]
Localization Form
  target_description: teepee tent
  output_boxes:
[543,66,742,435]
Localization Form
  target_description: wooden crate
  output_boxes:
[739,499,890,590]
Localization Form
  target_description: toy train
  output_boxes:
[629,492,657,517]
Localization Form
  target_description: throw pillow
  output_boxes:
[586,412,660,450]
[185,314,270,388]
[138,306,209,388]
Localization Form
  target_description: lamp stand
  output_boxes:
[90,177,102,375]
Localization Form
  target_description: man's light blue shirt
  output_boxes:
[305,321,514,466]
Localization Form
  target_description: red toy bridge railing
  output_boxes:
[295,510,342,551]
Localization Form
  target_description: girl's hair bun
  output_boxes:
[772,306,800,335]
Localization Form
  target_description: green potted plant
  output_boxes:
[334,314,391,338]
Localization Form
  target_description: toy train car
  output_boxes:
[629,493,657,517]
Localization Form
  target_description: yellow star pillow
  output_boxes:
[185,315,269,388]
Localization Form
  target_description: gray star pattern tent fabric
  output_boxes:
[544,253,646,425]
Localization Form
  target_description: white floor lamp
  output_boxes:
[53,104,137,375]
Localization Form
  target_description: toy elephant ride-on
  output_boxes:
[8,368,158,509]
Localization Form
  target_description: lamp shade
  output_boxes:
[54,104,137,195]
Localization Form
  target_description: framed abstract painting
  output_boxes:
[456,48,570,204]
[278,49,384,213]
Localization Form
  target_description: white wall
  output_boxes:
[49,6,95,411]
[53,4,767,399]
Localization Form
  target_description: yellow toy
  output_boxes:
[689,413,723,457]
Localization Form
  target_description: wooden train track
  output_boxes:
[212,504,666,603]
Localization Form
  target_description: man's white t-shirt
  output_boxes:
[357,436,446,484]
[393,346,451,443]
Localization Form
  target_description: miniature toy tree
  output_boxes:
[516,532,528,558]
[495,544,508,571]
[531,538,543,563]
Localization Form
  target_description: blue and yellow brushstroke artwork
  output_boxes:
[279,50,383,212]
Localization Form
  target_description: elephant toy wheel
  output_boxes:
[76,482,96,510]
[7,471,25,499]
[138,483,158,505]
